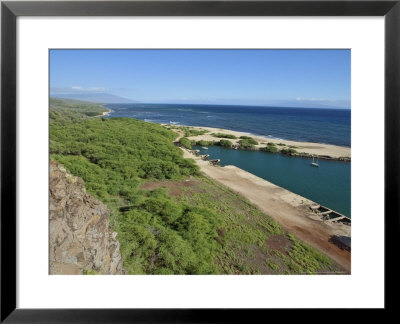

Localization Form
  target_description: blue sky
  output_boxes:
[50,49,351,108]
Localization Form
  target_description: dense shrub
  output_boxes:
[115,196,221,274]
[244,138,258,145]
[211,133,237,139]
[260,146,278,153]
[84,111,103,117]
[238,139,257,149]
[50,107,200,203]
[196,140,216,146]
[219,139,233,148]
[180,127,209,137]
[179,137,192,149]
[281,148,297,155]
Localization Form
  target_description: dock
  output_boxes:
[209,159,220,166]
[310,204,351,226]
[309,205,351,252]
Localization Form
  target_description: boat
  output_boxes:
[311,156,319,167]
[201,147,208,150]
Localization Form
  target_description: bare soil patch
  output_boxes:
[266,234,292,255]
[232,245,271,274]
[140,178,203,197]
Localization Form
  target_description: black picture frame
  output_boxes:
[1,0,398,321]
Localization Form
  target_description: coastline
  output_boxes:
[180,146,351,272]
[95,108,113,118]
[51,97,351,274]
[104,110,350,160]
[171,125,351,160]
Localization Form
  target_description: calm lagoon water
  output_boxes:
[194,146,351,217]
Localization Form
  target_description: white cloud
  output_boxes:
[297,97,324,101]
[88,87,108,92]
[294,97,350,108]
[50,86,109,94]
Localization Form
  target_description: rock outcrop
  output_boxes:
[49,160,124,274]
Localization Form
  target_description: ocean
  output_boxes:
[105,103,351,216]
[105,104,351,147]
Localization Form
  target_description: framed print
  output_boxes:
[1,0,399,321]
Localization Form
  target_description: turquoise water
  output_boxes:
[194,146,351,217]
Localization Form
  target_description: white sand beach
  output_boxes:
[179,125,351,159]
[95,109,113,118]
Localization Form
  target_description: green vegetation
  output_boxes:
[285,234,332,274]
[176,126,209,137]
[196,140,217,146]
[238,141,255,150]
[260,142,278,153]
[260,146,278,153]
[50,97,108,118]
[50,104,200,206]
[179,137,192,149]
[49,98,341,275]
[211,132,237,139]
[277,143,286,146]
[237,138,258,150]
[238,136,258,146]
[281,148,298,155]
[246,138,259,145]
[219,139,233,148]
[116,189,220,274]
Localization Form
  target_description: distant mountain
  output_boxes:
[156,98,350,109]
[270,100,350,110]
[51,92,137,104]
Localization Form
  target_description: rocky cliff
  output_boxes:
[49,160,124,274]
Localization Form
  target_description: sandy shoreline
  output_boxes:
[95,108,113,118]
[180,146,351,272]
[173,125,351,160]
